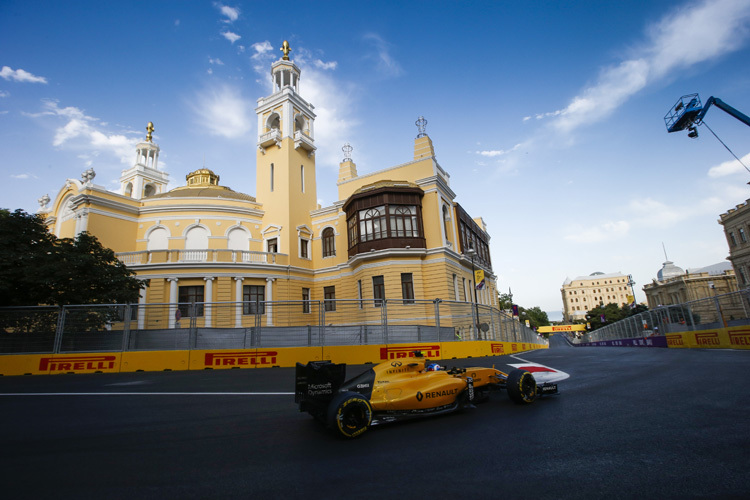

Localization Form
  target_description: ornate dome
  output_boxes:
[657,260,685,281]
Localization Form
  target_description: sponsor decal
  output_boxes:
[466,377,474,401]
[416,391,423,402]
[204,351,277,367]
[380,345,440,360]
[307,382,333,397]
[422,388,458,399]
[666,335,684,346]
[695,332,720,346]
[39,355,117,372]
[391,361,402,367]
[491,343,504,354]
[511,343,518,352]
[729,329,750,346]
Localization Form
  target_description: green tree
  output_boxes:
[519,306,550,329]
[0,209,143,307]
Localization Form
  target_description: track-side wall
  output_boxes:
[0,340,545,376]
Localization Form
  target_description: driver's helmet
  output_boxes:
[425,363,441,371]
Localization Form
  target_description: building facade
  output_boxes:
[719,199,750,288]
[561,272,633,322]
[37,43,497,328]
[642,260,737,308]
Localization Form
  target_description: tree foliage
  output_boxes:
[583,302,649,331]
[519,306,550,329]
[0,209,143,307]
[497,292,550,329]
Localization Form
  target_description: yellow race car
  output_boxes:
[295,351,561,438]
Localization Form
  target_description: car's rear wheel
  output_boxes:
[507,369,537,404]
[327,391,372,438]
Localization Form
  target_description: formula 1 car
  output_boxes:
[295,352,566,438]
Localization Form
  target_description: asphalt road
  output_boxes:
[1,337,748,499]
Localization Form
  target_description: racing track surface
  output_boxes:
[1,336,749,499]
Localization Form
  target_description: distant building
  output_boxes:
[561,272,632,322]
[718,199,750,288]
[642,260,737,308]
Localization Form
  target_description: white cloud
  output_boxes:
[11,173,37,179]
[0,90,9,98]
[190,84,253,139]
[707,152,750,177]
[251,41,274,60]
[222,31,241,44]
[363,33,402,77]
[0,66,47,84]
[540,0,750,134]
[564,220,631,243]
[476,144,522,157]
[214,3,239,22]
[209,57,224,66]
[25,100,139,167]
[314,59,338,71]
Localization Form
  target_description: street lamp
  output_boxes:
[627,274,637,307]
[466,245,481,338]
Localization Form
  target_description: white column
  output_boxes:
[266,278,275,326]
[137,282,147,329]
[234,277,244,327]
[204,277,214,327]
[168,278,179,328]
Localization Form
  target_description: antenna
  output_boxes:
[662,242,669,261]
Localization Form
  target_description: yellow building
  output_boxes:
[561,272,633,322]
[38,42,497,328]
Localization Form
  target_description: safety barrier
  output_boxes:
[568,325,750,350]
[0,299,547,375]
[568,288,750,350]
[0,340,546,376]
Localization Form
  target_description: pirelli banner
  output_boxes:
[0,342,548,376]
[666,326,750,349]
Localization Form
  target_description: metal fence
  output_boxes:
[0,299,544,354]
[573,288,750,344]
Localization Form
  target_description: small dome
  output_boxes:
[590,272,604,276]
[657,260,684,281]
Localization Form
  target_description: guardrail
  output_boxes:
[0,299,545,355]
[570,288,750,344]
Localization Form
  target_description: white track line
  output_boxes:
[0,392,294,396]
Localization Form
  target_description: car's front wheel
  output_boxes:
[327,391,372,438]
[506,369,537,404]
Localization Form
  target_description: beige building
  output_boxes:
[37,42,498,328]
[643,260,737,308]
[561,272,633,322]
[719,199,750,288]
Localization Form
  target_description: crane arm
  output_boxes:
[696,97,750,128]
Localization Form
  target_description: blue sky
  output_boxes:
[2,0,750,318]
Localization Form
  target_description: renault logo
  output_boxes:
[416,391,423,402]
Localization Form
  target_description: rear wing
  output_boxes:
[294,361,347,405]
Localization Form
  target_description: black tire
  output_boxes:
[327,391,372,439]
[506,369,537,405]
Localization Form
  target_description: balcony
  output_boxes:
[294,130,316,156]
[117,249,288,267]
[258,129,281,151]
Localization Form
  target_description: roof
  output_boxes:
[686,261,733,276]
[147,186,256,202]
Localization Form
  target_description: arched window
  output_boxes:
[124,182,133,197]
[267,113,280,131]
[227,227,250,251]
[185,226,208,249]
[143,184,156,197]
[359,207,387,242]
[390,206,418,237]
[147,227,168,251]
[322,227,335,257]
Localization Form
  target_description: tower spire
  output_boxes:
[280,40,291,60]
